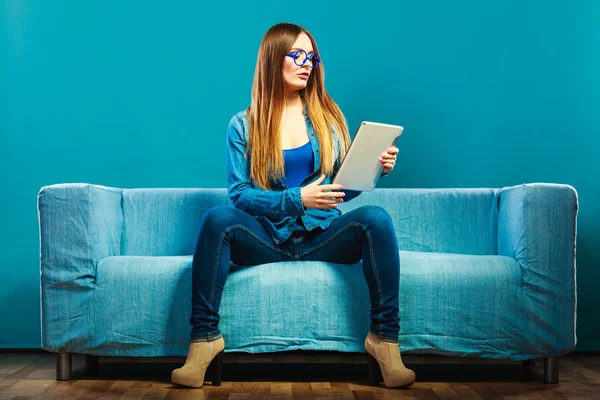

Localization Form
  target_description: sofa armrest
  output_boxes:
[38,183,123,350]
[497,183,578,354]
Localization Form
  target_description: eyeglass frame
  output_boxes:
[285,49,321,69]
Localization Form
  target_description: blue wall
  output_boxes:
[1,1,599,350]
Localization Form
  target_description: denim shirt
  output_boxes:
[225,108,362,245]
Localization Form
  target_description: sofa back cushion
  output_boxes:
[338,188,500,255]
[121,188,499,256]
[122,188,230,256]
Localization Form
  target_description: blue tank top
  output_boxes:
[283,141,314,188]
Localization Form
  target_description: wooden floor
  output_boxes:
[1,351,599,399]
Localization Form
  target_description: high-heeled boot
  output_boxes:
[365,332,416,388]
[171,337,225,388]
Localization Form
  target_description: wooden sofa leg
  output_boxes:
[544,356,559,384]
[57,353,72,381]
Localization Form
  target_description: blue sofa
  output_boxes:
[37,182,578,383]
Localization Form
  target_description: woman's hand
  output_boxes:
[380,146,399,174]
[301,174,345,210]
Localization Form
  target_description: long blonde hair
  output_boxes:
[247,23,351,190]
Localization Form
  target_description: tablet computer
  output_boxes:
[332,121,403,191]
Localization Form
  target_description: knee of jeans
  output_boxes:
[357,205,394,229]
[201,206,240,233]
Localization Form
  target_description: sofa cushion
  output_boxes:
[91,251,523,358]
[338,189,500,255]
[121,188,230,256]
[120,188,500,257]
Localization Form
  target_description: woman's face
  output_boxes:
[282,32,315,93]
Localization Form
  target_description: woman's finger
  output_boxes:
[320,203,336,209]
[317,191,345,198]
[319,197,339,205]
[312,174,326,186]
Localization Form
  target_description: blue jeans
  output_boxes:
[189,205,401,343]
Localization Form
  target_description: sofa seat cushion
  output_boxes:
[91,251,522,357]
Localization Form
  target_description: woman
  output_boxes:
[172,22,415,389]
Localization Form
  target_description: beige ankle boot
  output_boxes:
[171,337,225,388]
[365,332,416,388]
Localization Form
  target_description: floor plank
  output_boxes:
[0,353,598,399]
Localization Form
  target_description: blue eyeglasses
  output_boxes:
[286,50,321,68]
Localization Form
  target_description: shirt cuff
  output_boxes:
[288,186,306,216]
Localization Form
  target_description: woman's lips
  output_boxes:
[298,73,309,80]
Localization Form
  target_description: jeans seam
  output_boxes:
[208,231,225,308]
[224,224,291,256]
[301,222,364,256]
[365,229,384,308]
